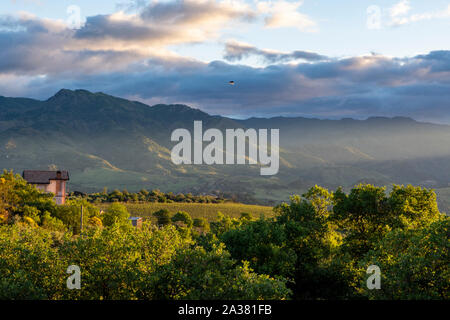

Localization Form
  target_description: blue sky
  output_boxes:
[1,0,450,122]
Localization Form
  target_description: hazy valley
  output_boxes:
[1,89,450,212]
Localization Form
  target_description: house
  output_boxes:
[22,170,69,205]
[129,217,143,228]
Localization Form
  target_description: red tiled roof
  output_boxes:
[22,170,69,184]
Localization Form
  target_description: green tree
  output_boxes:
[0,224,68,299]
[171,211,193,228]
[360,217,449,300]
[59,223,188,300]
[239,212,253,222]
[193,217,210,234]
[274,195,346,299]
[153,209,171,227]
[102,203,129,227]
[387,184,442,229]
[221,217,296,278]
[332,184,444,260]
[193,217,208,229]
[210,212,241,236]
[41,212,67,232]
[0,270,47,300]
[0,170,57,225]
[150,244,291,300]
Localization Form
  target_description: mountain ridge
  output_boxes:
[1,89,450,211]
[1,88,431,124]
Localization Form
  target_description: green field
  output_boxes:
[98,202,275,222]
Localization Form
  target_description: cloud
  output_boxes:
[75,0,256,48]
[0,13,152,75]
[0,0,320,77]
[4,50,450,124]
[224,40,329,63]
[140,0,255,25]
[0,1,320,77]
[116,0,149,13]
[0,0,257,75]
[388,0,450,26]
[415,50,450,72]
[389,0,411,19]
[1,2,450,123]
[257,0,317,31]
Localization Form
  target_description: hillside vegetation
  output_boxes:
[0,171,448,300]
[2,89,450,212]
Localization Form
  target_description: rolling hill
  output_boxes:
[1,89,450,212]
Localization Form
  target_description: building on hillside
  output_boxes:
[22,170,69,205]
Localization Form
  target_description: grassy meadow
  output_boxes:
[98,202,275,222]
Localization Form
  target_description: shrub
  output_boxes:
[102,203,129,227]
[153,209,171,227]
[171,211,193,228]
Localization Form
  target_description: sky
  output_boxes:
[1,0,450,122]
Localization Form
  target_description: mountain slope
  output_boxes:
[1,89,450,211]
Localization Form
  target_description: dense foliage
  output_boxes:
[0,171,448,300]
[69,189,227,204]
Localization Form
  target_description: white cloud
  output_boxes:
[409,4,450,23]
[390,0,411,18]
[0,0,259,75]
[388,1,450,26]
[257,0,317,31]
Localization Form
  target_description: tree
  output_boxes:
[332,184,443,259]
[193,217,210,234]
[360,217,449,300]
[59,224,188,300]
[193,217,208,228]
[239,212,253,222]
[41,212,67,232]
[102,203,129,227]
[0,170,57,225]
[332,184,388,257]
[149,244,291,300]
[221,217,296,278]
[387,184,442,229]
[171,211,193,228]
[274,195,346,299]
[0,270,47,300]
[109,189,124,202]
[331,184,445,297]
[210,212,240,236]
[153,209,171,226]
[0,224,67,299]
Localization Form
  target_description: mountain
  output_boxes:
[1,89,450,211]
